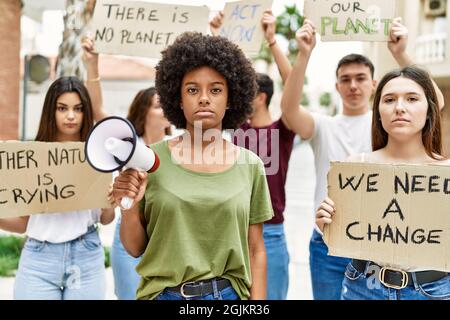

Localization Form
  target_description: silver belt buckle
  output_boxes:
[379,266,409,290]
[180,281,197,298]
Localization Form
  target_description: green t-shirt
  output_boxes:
[135,140,273,300]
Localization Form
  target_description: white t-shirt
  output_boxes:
[310,111,373,214]
[26,209,101,243]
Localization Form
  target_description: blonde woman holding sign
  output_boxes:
[316,66,449,300]
[1,77,115,300]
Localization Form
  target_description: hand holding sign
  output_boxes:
[81,33,98,62]
[295,19,317,56]
[81,33,99,75]
[325,162,450,272]
[316,197,336,233]
[387,17,409,59]
[261,9,276,44]
[209,10,224,36]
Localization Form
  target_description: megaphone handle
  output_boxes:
[121,196,134,210]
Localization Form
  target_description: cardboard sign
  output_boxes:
[90,0,210,58]
[219,0,273,56]
[304,0,396,41]
[0,141,112,218]
[325,162,450,272]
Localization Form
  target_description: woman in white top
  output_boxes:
[316,66,449,300]
[0,77,115,300]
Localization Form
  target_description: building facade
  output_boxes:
[0,0,21,140]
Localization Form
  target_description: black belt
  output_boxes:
[351,259,448,290]
[167,278,232,298]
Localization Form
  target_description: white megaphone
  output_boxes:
[85,116,160,209]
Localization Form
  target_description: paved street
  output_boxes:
[0,140,316,300]
[284,140,315,300]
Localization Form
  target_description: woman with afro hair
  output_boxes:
[112,32,274,300]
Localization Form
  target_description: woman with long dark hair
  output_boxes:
[0,76,115,299]
[316,66,449,300]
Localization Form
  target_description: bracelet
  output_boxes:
[86,76,101,82]
[268,40,277,47]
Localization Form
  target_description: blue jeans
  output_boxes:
[341,261,450,300]
[154,280,240,300]
[14,225,106,300]
[263,223,289,300]
[110,217,141,300]
[309,229,350,300]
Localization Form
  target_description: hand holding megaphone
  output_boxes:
[85,116,160,210]
[112,169,148,210]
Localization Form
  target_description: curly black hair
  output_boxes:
[155,32,257,130]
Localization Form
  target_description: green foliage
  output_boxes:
[104,246,111,269]
[319,92,332,107]
[0,257,19,277]
[253,4,304,65]
[0,236,111,277]
[0,236,25,277]
[254,43,274,65]
[276,5,304,63]
[301,92,310,107]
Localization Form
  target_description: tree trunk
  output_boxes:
[56,0,96,80]
[0,0,21,140]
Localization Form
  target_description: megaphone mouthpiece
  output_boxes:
[104,137,133,162]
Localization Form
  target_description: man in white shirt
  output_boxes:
[281,18,445,300]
